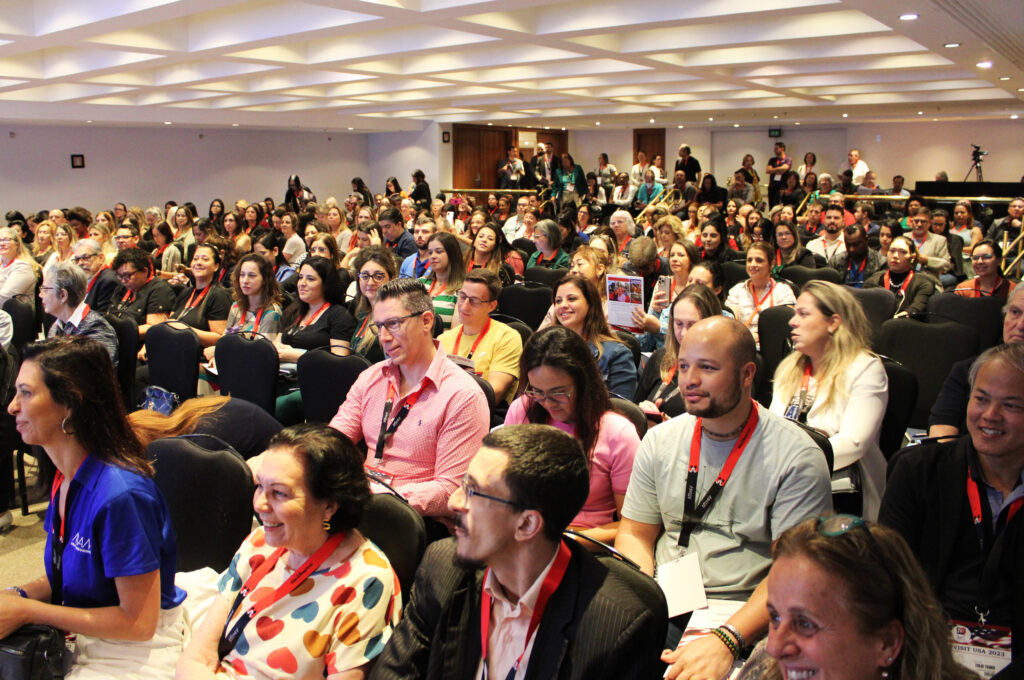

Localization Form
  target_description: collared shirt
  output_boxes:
[475,548,560,680]
[979,466,1024,533]
[400,252,432,279]
[385,229,418,259]
[108,277,176,327]
[329,341,490,518]
[48,304,119,364]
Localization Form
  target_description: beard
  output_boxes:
[685,370,744,419]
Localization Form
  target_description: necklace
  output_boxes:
[701,420,748,440]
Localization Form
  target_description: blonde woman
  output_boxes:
[0,226,40,304]
[45,222,77,269]
[88,221,117,262]
[770,281,888,518]
[32,220,56,266]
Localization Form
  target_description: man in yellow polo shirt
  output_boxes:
[439,269,522,404]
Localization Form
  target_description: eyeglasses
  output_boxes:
[373,311,424,334]
[460,476,523,509]
[0,238,15,245]
[71,254,99,264]
[114,235,134,241]
[456,291,493,307]
[358,271,388,283]
[116,270,138,281]
[524,385,574,405]
[971,253,995,262]
[816,515,903,619]
[38,286,56,292]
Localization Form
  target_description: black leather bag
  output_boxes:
[0,624,66,680]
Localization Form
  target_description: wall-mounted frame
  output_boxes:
[70,154,85,169]
[442,131,451,143]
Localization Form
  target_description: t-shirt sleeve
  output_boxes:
[769,434,833,539]
[327,306,356,341]
[207,287,232,322]
[605,415,641,496]
[503,396,530,425]
[96,485,166,579]
[488,327,522,377]
[148,282,176,315]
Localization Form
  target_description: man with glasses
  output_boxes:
[114,225,139,251]
[907,207,952,282]
[107,248,174,339]
[370,424,668,680]
[439,269,522,404]
[330,278,489,533]
[72,238,118,313]
[882,343,1024,674]
[616,316,831,680]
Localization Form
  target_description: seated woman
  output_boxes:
[253,230,296,284]
[864,235,937,318]
[130,395,282,460]
[222,211,251,257]
[274,256,354,424]
[108,248,175,341]
[634,239,699,349]
[467,223,514,286]
[654,215,684,258]
[88,221,117,263]
[280,212,306,266]
[46,221,77,269]
[2,337,186,679]
[769,281,888,518]
[698,215,742,263]
[528,218,571,269]
[636,283,723,422]
[166,243,232,349]
[504,326,639,545]
[725,242,796,347]
[771,220,816,273]
[419,231,465,330]
[955,239,1017,299]
[42,262,119,363]
[176,424,400,680]
[222,253,282,337]
[0,226,39,305]
[349,246,394,363]
[308,232,343,273]
[876,220,900,260]
[752,516,976,680]
[553,274,637,398]
[150,221,183,279]
[32,220,55,267]
[777,170,806,207]
[324,205,352,250]
[539,245,610,330]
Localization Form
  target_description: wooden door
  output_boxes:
[537,131,568,158]
[453,124,512,190]
[633,128,665,165]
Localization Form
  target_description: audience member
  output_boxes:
[399,218,435,279]
[369,424,668,680]
[379,207,417,259]
[108,247,175,339]
[805,205,847,266]
[864,236,937,318]
[832,223,884,287]
[43,262,118,363]
[725,242,796,347]
[73,237,118,313]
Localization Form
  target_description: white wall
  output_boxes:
[0,124,368,214]
[711,128,848,184]
[367,122,445,199]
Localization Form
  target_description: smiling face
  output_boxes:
[254,446,336,558]
[8,360,69,449]
[766,554,896,680]
[569,254,601,284]
[554,282,589,335]
[967,356,1024,467]
[746,248,770,284]
[526,364,577,423]
[296,264,324,306]
[474,226,497,256]
[190,246,218,283]
[427,239,449,275]
[700,225,721,251]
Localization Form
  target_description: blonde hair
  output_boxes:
[129,395,231,448]
[569,245,610,296]
[773,281,872,414]
[0,227,41,274]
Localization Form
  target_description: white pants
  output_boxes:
[68,604,187,680]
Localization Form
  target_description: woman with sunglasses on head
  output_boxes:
[504,326,639,546]
[419,232,465,330]
[770,281,888,519]
[553,274,637,399]
[748,515,976,680]
[954,239,1016,299]
[349,246,395,364]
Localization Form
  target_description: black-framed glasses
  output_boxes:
[456,291,493,307]
[115,269,139,281]
[373,311,424,334]
[460,476,523,509]
[971,253,995,262]
[816,515,904,618]
[358,271,388,283]
[71,254,98,264]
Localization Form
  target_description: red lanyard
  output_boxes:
[883,271,914,297]
[356,313,372,339]
[121,276,153,304]
[251,306,265,332]
[743,280,775,328]
[618,237,631,254]
[428,279,444,297]
[535,251,547,264]
[50,470,69,542]
[86,268,106,294]
[783,364,814,422]
[219,531,345,661]
[374,381,426,461]
[678,401,759,546]
[298,302,330,329]
[154,244,168,259]
[775,250,783,267]
[848,256,867,277]
[454,318,491,361]
[975,277,1002,296]
[966,466,1022,546]
[662,362,678,387]
[184,285,211,311]
[480,541,572,680]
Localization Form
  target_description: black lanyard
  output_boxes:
[49,470,79,605]
[374,382,425,462]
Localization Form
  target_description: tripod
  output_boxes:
[964,146,986,182]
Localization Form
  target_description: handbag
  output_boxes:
[0,624,66,680]
[138,385,180,415]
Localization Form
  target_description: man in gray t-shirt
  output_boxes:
[616,316,831,680]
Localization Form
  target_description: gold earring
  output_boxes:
[322,518,331,531]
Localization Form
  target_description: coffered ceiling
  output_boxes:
[0,0,1020,131]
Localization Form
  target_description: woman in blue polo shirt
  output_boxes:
[2,336,185,679]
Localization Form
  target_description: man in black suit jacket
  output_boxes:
[880,343,1024,679]
[370,424,668,680]
[529,143,556,192]
[74,238,119,313]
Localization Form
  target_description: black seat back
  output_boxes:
[144,322,200,401]
[610,397,647,439]
[524,266,567,287]
[756,305,795,405]
[848,287,897,348]
[148,434,254,572]
[721,261,749,293]
[215,333,280,415]
[3,297,35,359]
[358,493,426,603]
[105,314,139,409]
[497,285,552,330]
[926,291,1005,352]
[296,350,371,423]
[879,358,918,460]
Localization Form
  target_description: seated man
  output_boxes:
[399,218,435,280]
[616,316,832,680]
[881,343,1024,676]
[832,223,884,287]
[806,205,847,266]
[74,238,119,313]
[370,424,668,680]
[907,207,952,282]
[439,269,522,404]
[330,279,490,530]
[930,285,1024,438]
[107,248,175,340]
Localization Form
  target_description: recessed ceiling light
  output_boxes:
[487,122,493,126]
[899,13,918,20]
[733,123,740,128]
[1013,114,1020,120]
[977,61,993,68]
[708,117,713,121]
[231,123,239,127]
[842,113,849,118]
[544,126,550,129]
[677,125,684,129]
[561,127,566,131]
[649,118,655,123]
[933,118,938,121]
[164,121,172,125]
[773,115,778,119]
[595,121,601,126]
[86,120,92,123]
[944,42,960,48]
[917,111,923,115]
[1000,76,1011,81]
[347,127,354,130]
[794,122,801,126]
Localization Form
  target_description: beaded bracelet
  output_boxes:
[711,627,739,659]
[5,586,28,598]
[720,623,747,652]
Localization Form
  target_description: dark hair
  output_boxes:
[285,256,344,327]
[690,260,725,300]
[232,253,281,317]
[22,337,149,474]
[661,283,723,376]
[152,220,174,245]
[700,214,730,258]
[553,274,616,347]
[426,232,466,292]
[110,247,155,277]
[483,424,589,542]
[352,245,398,317]
[192,242,221,268]
[463,267,501,302]
[412,169,426,183]
[518,325,611,461]
[378,207,402,226]
[473,223,509,273]
[309,232,341,269]
[256,230,288,268]
[971,239,1005,276]
[269,424,370,533]
[375,278,433,317]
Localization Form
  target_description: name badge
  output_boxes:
[950,620,1012,679]
[365,465,395,488]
